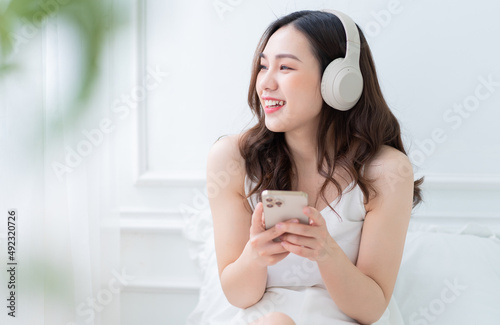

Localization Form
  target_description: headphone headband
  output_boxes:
[323,9,361,63]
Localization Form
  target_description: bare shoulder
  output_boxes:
[207,134,246,195]
[363,145,414,211]
[207,134,245,172]
[208,134,241,158]
[364,145,413,183]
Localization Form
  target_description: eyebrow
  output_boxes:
[259,53,302,62]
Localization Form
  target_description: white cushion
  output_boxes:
[393,223,500,325]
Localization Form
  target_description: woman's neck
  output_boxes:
[284,118,336,169]
[284,128,318,171]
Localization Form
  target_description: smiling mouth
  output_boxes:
[263,100,286,113]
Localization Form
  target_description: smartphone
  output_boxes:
[261,190,309,229]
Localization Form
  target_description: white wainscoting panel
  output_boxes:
[120,208,202,324]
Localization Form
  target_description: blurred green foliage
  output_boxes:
[0,0,124,125]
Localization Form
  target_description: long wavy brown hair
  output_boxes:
[239,10,423,210]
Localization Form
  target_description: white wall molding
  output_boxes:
[132,0,148,185]
[409,216,500,233]
[120,218,185,234]
[120,208,187,233]
[133,172,500,189]
[419,173,500,190]
[134,170,205,187]
[411,212,500,229]
[132,0,205,187]
[412,211,500,220]
[120,208,180,218]
[122,278,201,294]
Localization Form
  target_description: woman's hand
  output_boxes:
[278,207,337,264]
[247,202,293,267]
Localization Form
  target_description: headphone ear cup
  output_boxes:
[321,58,344,109]
[321,59,363,111]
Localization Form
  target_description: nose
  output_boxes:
[257,69,278,92]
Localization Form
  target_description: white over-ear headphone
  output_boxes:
[320,10,363,111]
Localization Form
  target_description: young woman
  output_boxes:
[207,9,423,325]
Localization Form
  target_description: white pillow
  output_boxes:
[393,223,500,325]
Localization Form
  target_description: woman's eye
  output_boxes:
[280,65,292,70]
[259,64,268,70]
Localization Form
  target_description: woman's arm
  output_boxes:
[207,135,290,308]
[278,146,414,324]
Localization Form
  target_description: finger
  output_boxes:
[303,206,325,226]
[281,233,316,249]
[249,235,290,263]
[275,222,314,237]
[250,202,265,236]
[257,224,289,243]
[262,241,291,255]
[249,227,290,253]
[281,240,313,259]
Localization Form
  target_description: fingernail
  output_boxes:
[291,219,299,223]
[276,223,283,229]
[304,207,310,214]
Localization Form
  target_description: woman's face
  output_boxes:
[256,24,324,134]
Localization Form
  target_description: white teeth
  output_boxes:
[264,100,285,107]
